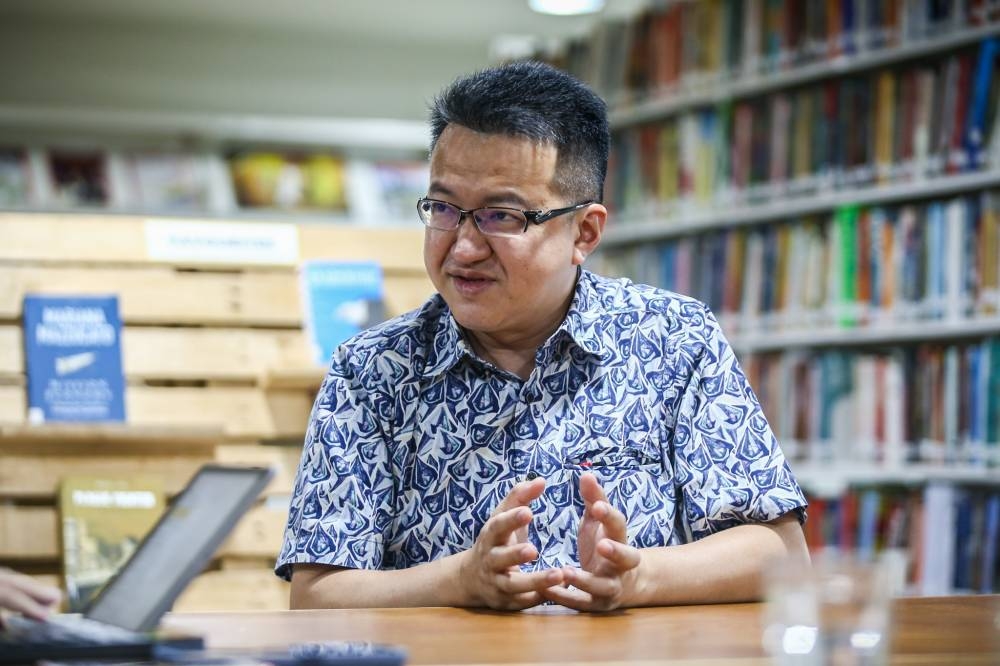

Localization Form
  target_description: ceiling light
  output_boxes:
[529,0,605,16]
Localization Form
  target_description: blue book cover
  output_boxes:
[965,38,999,169]
[952,491,974,591]
[22,295,125,423]
[857,488,881,558]
[980,493,999,593]
[300,260,385,365]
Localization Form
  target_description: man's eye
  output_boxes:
[483,209,514,222]
[431,202,450,214]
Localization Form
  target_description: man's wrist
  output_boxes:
[440,549,475,607]
[624,550,654,607]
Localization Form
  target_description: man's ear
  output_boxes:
[572,204,607,266]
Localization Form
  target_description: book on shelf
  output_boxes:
[921,482,958,595]
[299,260,385,366]
[602,32,999,222]
[606,189,1000,337]
[0,147,32,206]
[348,159,430,223]
[966,36,999,169]
[59,475,165,611]
[47,151,109,207]
[0,142,429,224]
[118,151,223,213]
[228,151,349,212]
[543,0,997,107]
[982,493,1000,591]
[22,294,126,424]
[744,337,1000,468]
[801,483,999,595]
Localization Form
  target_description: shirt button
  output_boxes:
[526,471,539,481]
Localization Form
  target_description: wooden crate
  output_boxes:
[0,425,220,499]
[0,212,431,611]
[0,265,303,327]
[218,501,289,559]
[0,504,58,560]
[215,443,303,496]
[173,569,288,612]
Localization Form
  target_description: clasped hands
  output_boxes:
[457,472,643,612]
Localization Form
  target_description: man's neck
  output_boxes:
[462,268,582,381]
[465,336,537,381]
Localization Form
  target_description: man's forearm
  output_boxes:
[628,514,808,607]
[290,552,469,609]
[290,514,807,610]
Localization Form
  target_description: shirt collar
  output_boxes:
[557,268,605,356]
[420,268,606,380]
[420,295,465,379]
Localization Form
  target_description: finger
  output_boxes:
[496,568,564,596]
[480,506,533,547]
[0,571,61,615]
[542,565,630,612]
[486,542,538,571]
[504,590,545,611]
[595,539,642,572]
[579,472,609,506]
[560,566,622,602]
[0,588,57,620]
[541,577,595,611]
[0,569,61,605]
[588,500,628,544]
[495,477,546,514]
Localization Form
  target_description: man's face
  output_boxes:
[424,124,604,348]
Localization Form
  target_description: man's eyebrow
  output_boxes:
[425,183,533,209]
[426,181,454,198]
[481,191,532,208]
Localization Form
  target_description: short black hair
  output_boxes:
[429,60,609,203]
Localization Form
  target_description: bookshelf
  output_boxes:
[544,1,1000,594]
[794,463,1000,498]
[609,22,1000,125]
[604,168,1000,243]
[732,317,1000,353]
[0,106,430,226]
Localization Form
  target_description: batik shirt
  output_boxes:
[275,270,806,579]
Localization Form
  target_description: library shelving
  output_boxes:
[0,107,431,226]
[603,168,1000,243]
[545,1,1000,593]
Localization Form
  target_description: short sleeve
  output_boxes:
[671,308,807,540]
[274,346,394,580]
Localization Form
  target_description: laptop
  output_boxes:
[0,464,275,664]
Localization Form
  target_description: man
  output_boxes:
[277,61,808,611]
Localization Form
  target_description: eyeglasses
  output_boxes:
[416,197,593,237]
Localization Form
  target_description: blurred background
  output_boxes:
[0,0,998,613]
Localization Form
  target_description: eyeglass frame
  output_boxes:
[416,197,594,236]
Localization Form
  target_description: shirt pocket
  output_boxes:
[561,430,665,480]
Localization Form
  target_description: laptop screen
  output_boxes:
[84,465,273,633]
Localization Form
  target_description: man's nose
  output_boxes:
[450,212,491,256]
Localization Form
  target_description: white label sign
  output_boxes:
[144,219,300,265]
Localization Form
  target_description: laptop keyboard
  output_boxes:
[0,614,144,646]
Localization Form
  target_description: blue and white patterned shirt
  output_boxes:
[276,270,806,580]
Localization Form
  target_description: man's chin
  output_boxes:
[450,310,498,335]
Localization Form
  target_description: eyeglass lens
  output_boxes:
[418,200,526,236]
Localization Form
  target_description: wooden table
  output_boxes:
[163,595,1000,664]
